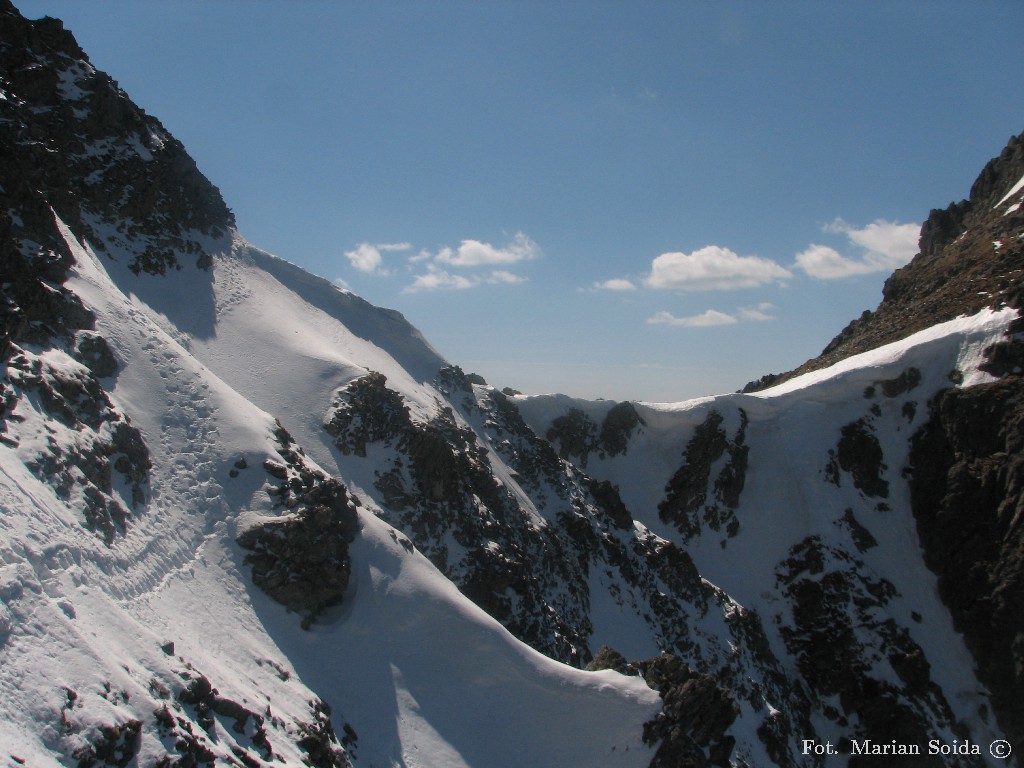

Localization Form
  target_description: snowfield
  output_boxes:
[1,209,1016,764]
[1,222,662,767]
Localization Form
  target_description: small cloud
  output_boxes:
[403,232,539,292]
[643,245,792,291]
[738,302,777,322]
[435,231,541,267]
[646,309,739,327]
[486,270,527,285]
[332,277,352,292]
[794,244,869,279]
[795,219,919,279]
[402,266,527,293]
[344,242,385,274]
[593,278,638,291]
[343,241,409,274]
[403,267,476,293]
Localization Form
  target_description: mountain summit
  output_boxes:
[2,3,1022,766]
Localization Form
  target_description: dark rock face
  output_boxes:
[326,373,815,760]
[0,1,233,278]
[71,719,142,768]
[774,536,971,767]
[297,699,354,768]
[908,376,1024,748]
[237,422,360,628]
[659,409,748,541]
[324,371,410,457]
[4,344,150,543]
[146,656,352,767]
[327,372,595,663]
[588,648,738,768]
[545,401,646,467]
[830,418,889,499]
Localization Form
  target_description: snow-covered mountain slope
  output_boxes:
[2,2,1023,766]
[2,216,662,767]
[520,307,1018,754]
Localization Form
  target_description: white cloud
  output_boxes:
[343,241,410,274]
[645,302,779,328]
[643,245,792,291]
[646,309,739,327]
[402,267,475,293]
[738,302,777,322]
[346,233,539,292]
[378,242,412,252]
[344,243,385,274]
[794,244,871,279]
[486,270,527,285]
[795,219,919,279]
[402,266,527,293]
[593,278,637,291]
[435,231,541,267]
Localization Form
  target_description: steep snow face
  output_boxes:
[0,216,661,767]
[7,205,1017,766]
[518,307,1019,760]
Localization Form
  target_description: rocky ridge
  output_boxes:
[748,130,1024,390]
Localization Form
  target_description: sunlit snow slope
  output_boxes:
[1,222,661,767]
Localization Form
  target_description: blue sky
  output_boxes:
[16,1,1024,401]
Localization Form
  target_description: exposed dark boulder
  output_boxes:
[598,401,645,457]
[324,371,410,456]
[4,346,150,543]
[832,418,889,499]
[73,331,118,378]
[775,532,981,767]
[72,719,142,768]
[238,422,360,628]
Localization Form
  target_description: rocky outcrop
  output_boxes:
[147,657,353,767]
[908,374,1024,748]
[588,648,738,768]
[545,401,645,467]
[827,418,889,500]
[0,0,233,277]
[237,422,360,628]
[3,344,150,543]
[327,373,594,663]
[71,718,141,768]
[659,408,749,541]
[324,372,410,456]
[774,536,972,767]
[327,373,820,762]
